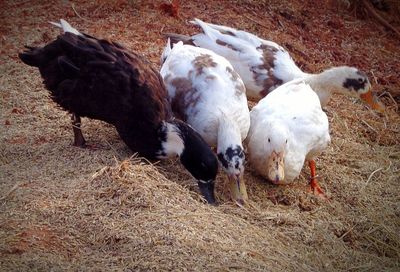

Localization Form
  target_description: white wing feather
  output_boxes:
[49,19,82,36]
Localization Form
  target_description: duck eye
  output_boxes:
[358,78,363,83]
[285,139,288,143]
[268,138,270,143]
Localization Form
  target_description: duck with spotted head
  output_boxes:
[19,20,219,204]
[161,39,250,205]
[165,18,384,112]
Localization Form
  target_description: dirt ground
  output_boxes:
[1,0,399,271]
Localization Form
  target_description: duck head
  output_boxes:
[158,120,218,204]
[323,67,385,112]
[263,124,288,184]
[217,144,247,205]
[216,115,248,205]
[342,68,384,112]
[267,150,285,184]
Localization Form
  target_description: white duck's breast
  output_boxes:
[249,82,330,181]
[161,44,250,146]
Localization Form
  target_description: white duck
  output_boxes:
[160,40,251,204]
[246,79,331,198]
[166,19,384,112]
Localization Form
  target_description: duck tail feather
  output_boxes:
[161,38,172,65]
[163,32,194,46]
[190,18,218,40]
[49,19,81,36]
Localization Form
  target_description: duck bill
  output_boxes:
[198,181,216,205]
[360,90,385,113]
[267,151,285,184]
[228,173,248,206]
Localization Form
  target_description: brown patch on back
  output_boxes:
[235,83,246,97]
[252,44,284,97]
[226,67,239,81]
[170,77,201,121]
[192,54,217,75]
[219,29,236,36]
[259,89,269,97]
[226,67,245,97]
[205,75,217,81]
[216,39,241,52]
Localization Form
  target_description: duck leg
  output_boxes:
[71,113,86,147]
[308,160,327,200]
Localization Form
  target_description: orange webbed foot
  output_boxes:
[309,177,328,200]
[308,160,329,201]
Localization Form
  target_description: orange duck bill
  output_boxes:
[360,90,385,113]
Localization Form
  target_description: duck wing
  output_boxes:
[191,19,264,47]
[20,32,171,126]
[20,32,173,157]
[189,19,307,98]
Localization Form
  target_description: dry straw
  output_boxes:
[1,0,399,271]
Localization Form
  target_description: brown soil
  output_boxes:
[1,0,399,271]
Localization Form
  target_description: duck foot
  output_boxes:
[309,177,328,200]
[72,137,86,148]
[72,113,86,148]
[308,160,329,200]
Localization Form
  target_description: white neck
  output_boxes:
[159,122,185,158]
[302,69,346,106]
[217,114,243,154]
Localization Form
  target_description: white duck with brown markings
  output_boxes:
[246,79,331,199]
[166,19,384,112]
[161,40,250,205]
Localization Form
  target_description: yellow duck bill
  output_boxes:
[267,151,285,184]
[228,174,248,205]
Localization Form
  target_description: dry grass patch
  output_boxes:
[1,0,399,271]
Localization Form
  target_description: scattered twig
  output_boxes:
[0,182,24,201]
[361,119,378,133]
[382,160,392,172]
[233,6,272,30]
[165,212,219,219]
[370,70,378,85]
[339,222,359,239]
[242,14,272,30]
[362,0,400,39]
[71,3,88,21]
[364,234,400,258]
[380,91,398,111]
[277,19,285,29]
[103,139,122,159]
[364,167,383,186]
[91,166,110,180]
[91,3,105,17]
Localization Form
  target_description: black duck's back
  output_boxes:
[20,32,173,158]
